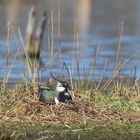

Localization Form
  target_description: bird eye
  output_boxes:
[63,82,68,87]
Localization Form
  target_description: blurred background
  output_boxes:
[0,0,140,83]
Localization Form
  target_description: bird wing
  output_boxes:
[39,89,56,104]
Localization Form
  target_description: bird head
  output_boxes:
[56,81,70,92]
[50,72,73,102]
[50,72,71,92]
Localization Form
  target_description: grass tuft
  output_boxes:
[0,81,140,139]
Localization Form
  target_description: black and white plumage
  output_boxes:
[55,81,72,103]
[38,73,72,104]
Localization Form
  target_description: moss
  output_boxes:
[0,121,140,139]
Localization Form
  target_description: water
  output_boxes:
[0,0,140,83]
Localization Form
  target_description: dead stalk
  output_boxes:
[50,10,54,72]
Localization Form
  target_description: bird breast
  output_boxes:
[56,86,65,92]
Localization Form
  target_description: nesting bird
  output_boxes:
[38,73,72,105]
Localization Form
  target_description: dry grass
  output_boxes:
[0,82,140,129]
[0,81,140,139]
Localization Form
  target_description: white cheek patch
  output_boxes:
[64,92,70,96]
[56,87,65,92]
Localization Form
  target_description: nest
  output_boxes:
[0,84,140,127]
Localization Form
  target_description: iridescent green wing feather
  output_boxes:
[39,88,56,104]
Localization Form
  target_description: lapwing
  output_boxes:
[38,73,72,104]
